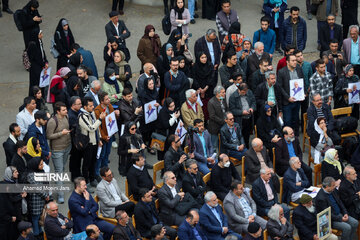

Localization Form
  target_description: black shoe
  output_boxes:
[145,163,153,169]
[96,175,102,183]
[194,13,199,18]
[190,19,196,24]
[3,8,13,14]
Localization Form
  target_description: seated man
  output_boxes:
[315,177,359,240]
[44,201,74,239]
[17,221,36,240]
[223,181,267,235]
[178,209,208,240]
[243,222,263,240]
[150,224,167,240]
[96,167,135,218]
[275,126,312,183]
[283,157,310,204]
[113,211,142,240]
[266,204,294,239]
[182,159,206,205]
[68,177,115,240]
[181,89,204,129]
[210,153,241,201]
[134,188,177,240]
[85,224,103,240]
[220,111,247,160]
[293,194,338,240]
[252,168,290,219]
[199,191,242,240]
[193,118,217,174]
[339,165,360,220]
[127,154,156,201]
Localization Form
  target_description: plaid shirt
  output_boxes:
[27,172,49,215]
[221,34,246,52]
[309,71,333,101]
[216,14,239,37]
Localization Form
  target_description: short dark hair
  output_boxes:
[122,88,132,96]
[71,43,80,50]
[170,57,179,64]
[231,71,243,80]
[70,96,81,106]
[293,49,302,55]
[54,101,66,113]
[259,58,269,66]
[186,209,199,220]
[150,224,164,238]
[227,50,237,61]
[100,167,110,177]
[230,180,242,191]
[285,44,296,53]
[16,140,26,149]
[86,227,95,237]
[316,117,326,125]
[132,153,143,164]
[315,59,325,68]
[330,39,339,44]
[99,91,108,103]
[238,82,248,91]
[23,96,35,106]
[290,6,300,13]
[260,16,270,24]
[193,119,203,126]
[286,54,296,62]
[9,123,19,133]
[221,0,231,5]
[139,188,150,199]
[167,134,177,146]
[74,177,86,189]
[82,97,94,107]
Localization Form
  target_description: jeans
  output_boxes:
[211,134,219,153]
[197,158,218,175]
[95,136,114,176]
[94,218,116,240]
[317,20,327,44]
[332,215,358,240]
[52,144,71,198]
[188,0,195,20]
[282,102,301,136]
[229,148,248,160]
[31,214,41,236]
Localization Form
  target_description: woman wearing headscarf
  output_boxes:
[27,29,48,96]
[156,97,180,160]
[104,36,121,68]
[54,18,75,70]
[107,50,132,91]
[103,68,124,105]
[221,21,246,53]
[157,43,174,100]
[310,117,334,164]
[178,55,191,77]
[167,29,186,57]
[137,25,161,67]
[25,137,42,161]
[118,121,146,176]
[26,157,50,238]
[334,64,360,119]
[321,148,343,185]
[170,0,191,35]
[48,67,71,108]
[31,86,49,114]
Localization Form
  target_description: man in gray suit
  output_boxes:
[84,80,101,108]
[96,166,135,218]
[223,180,267,234]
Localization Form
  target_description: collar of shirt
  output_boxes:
[90,89,100,104]
[187,100,197,112]
[170,69,178,78]
[133,164,144,171]
[9,134,17,144]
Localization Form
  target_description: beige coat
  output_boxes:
[181,101,204,129]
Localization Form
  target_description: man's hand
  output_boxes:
[222,227,229,234]
[33,16,41,22]
[242,110,249,115]
[84,190,90,200]
[135,106,142,115]
[338,54,343,60]
[189,152,195,159]
[12,217,16,222]
[268,101,275,107]
[21,192,27,198]
[141,143,146,149]
[99,140,103,147]
[174,111,180,118]
[271,135,281,143]
[296,182,302,186]
[347,88,353,93]
[61,225,67,229]
[249,108,254,114]
[129,149,140,153]
[280,216,287,225]
[114,110,120,116]
[207,157,215,164]
[179,154,187,164]
[214,64,218,70]
[238,144,245,151]
[122,30,127,34]
[248,215,255,223]
[278,112,283,119]
[288,97,296,103]
[342,214,349,222]
[61,129,71,135]
[99,111,106,120]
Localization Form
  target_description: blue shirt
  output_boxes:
[206,40,215,65]
[207,204,222,227]
[350,38,360,65]
[197,133,208,158]
[286,141,296,158]
[328,193,341,215]
[193,227,203,240]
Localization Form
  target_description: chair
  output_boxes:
[331,107,360,144]
[263,229,268,240]
[254,125,258,138]
[132,215,136,228]
[93,195,118,225]
[218,133,242,166]
[302,113,311,154]
[125,178,137,203]
[43,233,47,240]
[184,145,189,154]
[153,160,164,188]
[314,163,322,187]
[241,156,246,185]
[279,177,283,203]
[272,147,276,172]
[202,172,211,186]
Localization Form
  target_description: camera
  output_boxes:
[332,54,338,58]
[187,126,199,134]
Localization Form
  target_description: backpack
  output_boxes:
[13,9,24,31]
[50,31,61,59]
[335,116,358,134]
[162,14,171,35]
[73,113,90,151]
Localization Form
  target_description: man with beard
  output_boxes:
[3,123,21,166]
[318,15,343,55]
[247,42,271,80]
[77,65,94,98]
[178,209,207,239]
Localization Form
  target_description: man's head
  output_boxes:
[17,221,33,236]
[34,110,49,126]
[344,165,357,182]
[238,83,248,96]
[259,58,269,73]
[254,42,264,56]
[230,180,244,196]
[100,167,113,183]
[315,59,326,75]
[54,102,67,117]
[219,153,230,168]
[86,224,100,239]
[311,93,323,108]
[204,191,218,207]
[9,123,21,139]
[46,201,59,218]
[143,63,154,75]
[90,80,101,93]
[214,85,225,100]
[23,96,36,111]
[286,54,297,69]
[322,176,336,193]
[260,16,270,32]
[194,119,204,133]
[186,89,197,104]
[268,204,284,221]
[251,138,263,152]
[283,126,295,143]
[99,91,110,106]
[326,14,335,27]
[225,112,235,127]
[170,57,179,72]
[186,209,200,227]
[16,140,27,156]
[294,82,299,89]
[74,177,87,194]
[109,10,119,24]
[289,6,300,22]
[265,71,276,87]
[140,188,153,203]
[329,39,339,53]
[284,44,296,56]
[289,157,301,170]
[151,224,166,239]
[164,171,177,187]
[248,222,262,238]
[122,88,133,103]
[132,153,145,168]
[168,134,181,149]
[83,97,95,113]
[77,66,88,81]
[70,96,81,112]
[232,72,243,85]
[260,168,272,181]
[299,194,314,212]
[205,29,217,42]
[349,25,359,42]
[221,0,231,14]
[186,159,199,175]
[227,51,237,66]
[294,49,303,64]
[115,210,129,226]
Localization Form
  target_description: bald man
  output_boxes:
[86,224,102,240]
[136,63,158,98]
[44,202,74,239]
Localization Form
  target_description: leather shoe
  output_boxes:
[4,8,13,14]
[194,13,199,18]
[119,10,124,15]
[190,19,196,24]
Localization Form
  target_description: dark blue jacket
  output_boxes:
[263,1,287,30]
[252,176,279,217]
[27,122,50,158]
[253,28,276,54]
[77,47,98,79]
[280,16,307,51]
[178,219,208,240]
[199,204,231,240]
[306,103,336,136]
[283,167,310,204]
[193,130,215,164]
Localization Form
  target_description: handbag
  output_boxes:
[150,132,167,151]
[183,49,193,62]
[21,198,27,215]
[22,49,31,71]
[39,204,47,226]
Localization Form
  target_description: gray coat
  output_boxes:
[228,90,256,126]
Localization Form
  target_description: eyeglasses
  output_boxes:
[192,167,198,170]
[130,127,137,130]
[228,118,234,121]
[171,176,176,179]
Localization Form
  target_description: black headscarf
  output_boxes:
[69,52,81,68]
[178,55,191,77]
[193,51,213,82]
[27,157,43,173]
[167,29,182,49]
[55,18,75,49]
[66,76,80,97]
[174,0,185,20]
[142,78,159,103]
[229,21,241,35]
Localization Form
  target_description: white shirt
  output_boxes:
[16,108,38,140]
[167,184,177,198]
[132,164,144,171]
[112,21,120,36]
[36,125,43,134]
[106,181,121,202]
[187,100,197,113]
[90,89,100,106]
[9,134,17,144]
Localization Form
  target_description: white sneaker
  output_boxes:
[112,141,118,148]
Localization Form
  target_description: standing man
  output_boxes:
[343,25,360,76]
[249,58,270,92]
[281,6,307,51]
[319,15,343,55]
[16,96,38,140]
[309,59,333,105]
[46,102,71,203]
[253,16,276,58]
[277,54,304,136]
[3,123,21,166]
[112,0,125,15]
[219,51,245,90]
[84,80,101,108]
[247,42,271,79]
[215,0,238,43]
[323,39,347,80]
[0,0,12,17]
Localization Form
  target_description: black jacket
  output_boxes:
[105,20,131,43]
[157,184,182,226]
[256,110,282,150]
[277,65,304,105]
[321,161,343,181]
[210,163,240,196]
[249,69,266,92]
[315,188,348,223]
[228,90,256,127]
[164,147,185,184]
[113,222,141,240]
[266,218,294,240]
[319,23,343,52]
[293,204,316,240]
[134,200,160,238]
[11,154,27,183]
[194,36,221,67]
[219,122,245,154]
[3,137,17,166]
[118,99,142,124]
[306,103,336,136]
[182,172,206,204]
[44,213,74,240]
[339,178,360,219]
[54,18,75,59]
[255,81,283,113]
[275,137,303,177]
[207,96,227,135]
[244,147,273,183]
[247,53,271,79]
[20,1,41,48]
[126,166,154,201]
[252,176,279,217]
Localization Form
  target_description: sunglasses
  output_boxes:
[171,176,176,179]
[130,127,137,130]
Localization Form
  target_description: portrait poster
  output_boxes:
[105,112,118,137]
[175,120,187,144]
[348,83,360,104]
[39,67,51,88]
[144,100,158,124]
[317,207,331,240]
[290,78,305,101]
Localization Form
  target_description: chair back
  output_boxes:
[331,106,352,117]
[203,172,211,185]
[153,160,164,188]
[241,156,246,184]
[279,177,283,203]
[254,125,258,138]
[263,229,268,240]
[314,163,322,186]
[125,178,130,197]
[272,147,276,172]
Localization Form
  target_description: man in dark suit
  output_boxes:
[249,58,270,92]
[84,80,101,108]
[275,126,312,183]
[178,209,208,240]
[182,160,206,205]
[277,54,304,136]
[339,165,360,220]
[319,15,343,54]
[113,211,141,240]
[134,188,176,240]
[11,141,28,183]
[247,42,271,79]
[219,51,245,89]
[44,201,74,239]
[3,123,20,166]
[105,11,130,43]
[315,177,359,240]
[199,191,242,240]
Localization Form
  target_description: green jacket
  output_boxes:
[102,80,124,104]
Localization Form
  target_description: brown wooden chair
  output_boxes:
[153,160,164,188]
[93,195,118,225]
[202,172,211,186]
[241,156,246,184]
[279,177,283,203]
[302,113,311,154]
[125,178,137,203]
[184,146,189,154]
[331,107,360,144]
[314,163,322,187]
[263,229,268,240]
[272,147,276,172]
[43,233,47,240]
[254,125,258,138]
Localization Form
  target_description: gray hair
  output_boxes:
[322,176,335,188]
[213,85,225,95]
[115,210,126,221]
[267,204,282,220]
[46,201,58,209]
[185,89,196,99]
[224,111,233,120]
[204,191,216,203]
[289,157,299,166]
[90,80,101,89]
[311,93,321,101]
[343,165,355,177]
[163,171,174,183]
[254,41,264,49]
[185,159,197,169]
[260,168,268,175]
[206,29,216,36]
[70,96,81,106]
[265,71,276,79]
[349,25,359,34]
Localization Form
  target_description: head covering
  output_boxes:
[247,222,260,234]
[264,104,271,112]
[105,67,121,93]
[167,29,182,49]
[193,51,213,84]
[109,11,119,18]
[114,50,127,68]
[313,118,325,164]
[242,37,252,46]
[18,221,32,232]
[344,64,354,76]
[229,21,241,35]
[142,77,159,103]
[4,166,16,183]
[27,157,43,173]
[166,43,173,51]
[61,19,68,27]
[299,194,312,204]
[69,52,82,69]
[35,110,49,121]
[174,0,185,19]
[324,148,342,174]
[27,137,41,158]
[59,67,71,78]
[142,25,161,57]
[106,68,115,77]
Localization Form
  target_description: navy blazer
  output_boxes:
[252,176,279,216]
[84,90,99,108]
[219,122,245,154]
[193,130,215,164]
[283,167,310,204]
[199,204,230,240]
[178,219,208,240]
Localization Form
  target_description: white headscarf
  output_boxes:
[313,118,325,164]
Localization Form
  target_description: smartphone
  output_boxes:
[244,49,249,53]
[188,33,192,38]
[332,54,338,58]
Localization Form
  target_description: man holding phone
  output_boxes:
[323,39,347,80]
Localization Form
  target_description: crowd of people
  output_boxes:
[1,0,360,239]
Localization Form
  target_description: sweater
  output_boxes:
[46,114,71,151]
[253,28,276,54]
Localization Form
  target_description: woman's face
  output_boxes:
[13,169,19,179]
[168,101,175,111]
[129,125,137,134]
[319,120,326,129]
[243,41,251,50]
[63,24,69,31]
[177,0,184,8]
[111,42,118,50]
[266,108,272,116]
[36,141,40,150]
[347,68,354,77]
[179,59,185,68]
[334,152,339,161]
[38,160,44,170]
[35,90,42,99]
[149,29,155,38]
[114,52,122,63]
[148,79,154,90]
[200,54,207,64]
[166,48,173,56]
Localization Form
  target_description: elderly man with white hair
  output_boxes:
[339,165,360,220]
[84,79,102,108]
[246,41,271,79]
[343,25,360,76]
[181,89,204,129]
[266,204,294,239]
[199,191,242,240]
